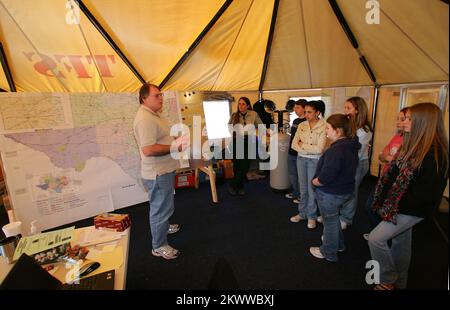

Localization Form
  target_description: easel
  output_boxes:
[191,160,218,203]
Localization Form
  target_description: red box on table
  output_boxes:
[175,170,196,188]
[94,213,131,232]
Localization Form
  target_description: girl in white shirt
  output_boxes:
[340,96,373,229]
[290,101,327,229]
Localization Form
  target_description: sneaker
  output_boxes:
[363,233,370,241]
[290,214,305,223]
[317,216,323,223]
[152,245,180,260]
[285,193,295,199]
[237,189,245,196]
[228,185,237,196]
[307,219,316,229]
[168,224,180,235]
[340,220,348,230]
[293,198,300,204]
[309,247,325,259]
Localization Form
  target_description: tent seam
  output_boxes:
[211,0,255,91]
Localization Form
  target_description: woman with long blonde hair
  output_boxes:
[368,102,448,290]
[340,96,373,229]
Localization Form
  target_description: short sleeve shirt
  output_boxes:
[133,105,179,179]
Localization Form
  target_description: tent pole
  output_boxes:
[328,0,377,84]
[0,42,16,92]
[76,0,146,84]
[159,0,233,89]
[258,0,279,92]
[368,85,380,174]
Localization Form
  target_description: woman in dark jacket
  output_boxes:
[309,114,360,262]
[368,102,448,290]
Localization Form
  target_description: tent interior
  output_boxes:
[0,0,448,290]
[1,0,448,185]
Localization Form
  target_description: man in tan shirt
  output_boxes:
[133,83,186,260]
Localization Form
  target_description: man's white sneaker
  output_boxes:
[340,221,348,230]
[285,193,295,199]
[317,216,323,223]
[293,198,300,204]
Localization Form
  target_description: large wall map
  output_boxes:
[0,92,181,233]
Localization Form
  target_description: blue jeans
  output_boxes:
[316,189,352,262]
[340,159,369,225]
[297,156,319,220]
[368,214,423,289]
[142,172,176,250]
[288,154,300,198]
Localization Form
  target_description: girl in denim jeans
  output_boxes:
[309,114,360,262]
[368,103,448,290]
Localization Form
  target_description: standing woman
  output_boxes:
[290,101,327,229]
[368,102,448,290]
[340,96,373,229]
[309,114,360,262]
[363,107,409,234]
[378,107,408,175]
[228,97,263,196]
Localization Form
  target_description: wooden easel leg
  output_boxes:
[195,168,200,189]
[208,165,218,203]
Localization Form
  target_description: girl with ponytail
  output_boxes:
[309,114,360,262]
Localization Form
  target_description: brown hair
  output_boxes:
[326,114,356,138]
[346,96,372,133]
[139,83,159,104]
[401,102,448,175]
[232,97,251,125]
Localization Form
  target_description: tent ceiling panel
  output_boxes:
[78,15,141,92]
[0,0,141,92]
[339,0,449,84]
[163,0,271,91]
[84,0,225,87]
[0,0,72,91]
[210,0,273,91]
[0,0,447,92]
[263,0,313,90]
[265,0,372,90]
[304,0,373,88]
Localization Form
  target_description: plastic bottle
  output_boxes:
[30,220,38,235]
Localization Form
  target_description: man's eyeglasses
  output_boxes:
[149,93,164,98]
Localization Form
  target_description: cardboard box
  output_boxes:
[94,213,131,232]
[175,170,195,188]
[220,160,234,179]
